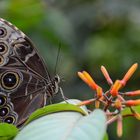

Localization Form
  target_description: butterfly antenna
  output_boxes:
[54,43,61,75]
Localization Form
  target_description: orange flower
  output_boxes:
[77,63,140,138]
[78,71,98,90]
[117,115,123,137]
[101,65,113,85]
[124,90,140,96]
[121,63,138,86]
[77,98,96,106]
[114,99,122,110]
[97,86,103,98]
[95,100,100,108]
[78,71,103,99]
[124,99,140,106]
[110,80,122,96]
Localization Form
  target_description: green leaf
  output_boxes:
[25,102,87,125]
[121,105,140,117]
[14,109,106,140]
[0,123,19,140]
[103,133,109,140]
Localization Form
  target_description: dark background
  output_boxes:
[1,0,140,139]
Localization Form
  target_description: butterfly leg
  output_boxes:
[59,87,69,103]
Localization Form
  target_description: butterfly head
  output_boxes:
[53,74,61,94]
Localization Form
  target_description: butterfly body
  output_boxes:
[0,18,59,126]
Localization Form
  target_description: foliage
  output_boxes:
[0,100,107,140]
[25,102,87,125]
[0,123,18,140]
[15,106,106,140]
[0,0,140,139]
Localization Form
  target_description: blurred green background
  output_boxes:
[1,0,140,139]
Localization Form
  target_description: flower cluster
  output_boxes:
[78,63,140,137]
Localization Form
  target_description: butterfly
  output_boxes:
[0,18,60,127]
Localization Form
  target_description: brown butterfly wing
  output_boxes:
[0,18,52,126]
